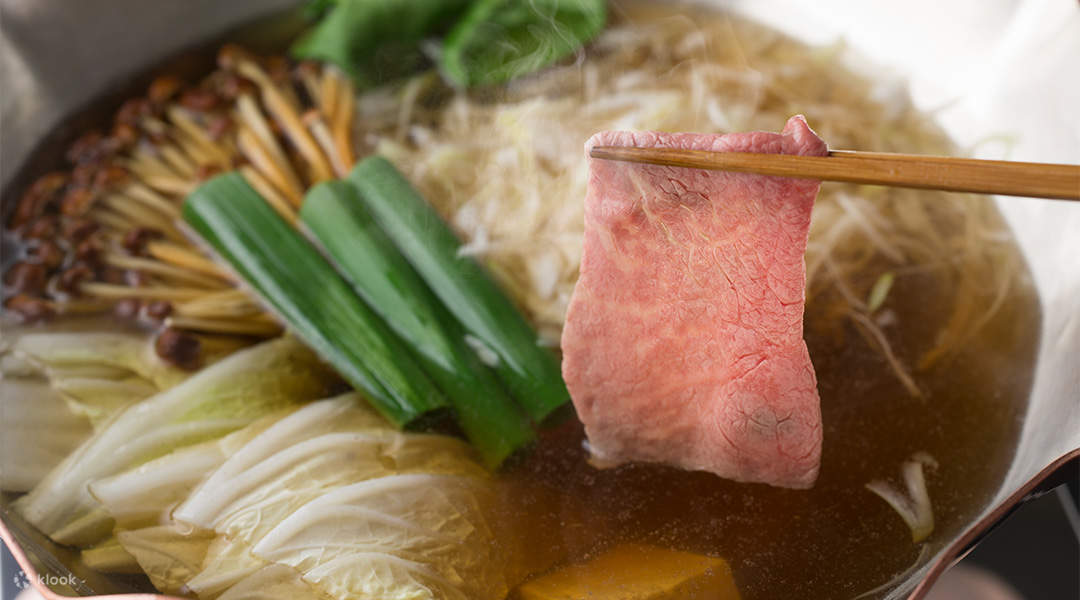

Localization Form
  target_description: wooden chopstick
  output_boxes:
[588,146,1080,201]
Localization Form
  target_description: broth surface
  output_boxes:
[499,245,1039,598]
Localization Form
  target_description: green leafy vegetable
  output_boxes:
[183,173,448,427]
[301,180,535,467]
[14,337,333,547]
[347,157,570,422]
[292,0,471,87]
[441,0,606,87]
[294,0,606,89]
[301,0,337,20]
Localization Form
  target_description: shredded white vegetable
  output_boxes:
[352,4,1021,387]
[866,452,938,543]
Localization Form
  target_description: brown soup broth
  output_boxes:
[500,234,1039,598]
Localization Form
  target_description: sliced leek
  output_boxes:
[301,180,534,467]
[346,157,570,422]
[183,173,446,427]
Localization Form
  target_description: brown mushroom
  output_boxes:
[116,98,152,127]
[71,163,99,186]
[111,122,139,148]
[24,215,58,240]
[28,241,65,271]
[206,115,233,141]
[63,218,100,243]
[93,165,130,190]
[145,300,173,321]
[122,227,164,255]
[56,263,94,294]
[66,130,108,165]
[179,88,221,112]
[154,327,202,370]
[9,172,66,228]
[4,295,55,322]
[148,75,184,105]
[4,262,47,295]
[60,186,97,216]
[196,164,223,181]
[74,236,104,265]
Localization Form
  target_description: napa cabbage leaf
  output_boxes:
[14,337,335,546]
[0,378,91,492]
[87,393,513,600]
[0,329,182,491]
[10,331,187,425]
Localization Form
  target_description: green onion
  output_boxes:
[346,157,570,422]
[183,173,447,427]
[440,0,606,87]
[301,180,535,467]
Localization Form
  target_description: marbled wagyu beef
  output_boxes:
[561,116,826,489]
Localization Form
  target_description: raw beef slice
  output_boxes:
[561,116,826,489]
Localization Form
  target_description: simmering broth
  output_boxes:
[499,238,1039,598]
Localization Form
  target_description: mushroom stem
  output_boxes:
[140,174,195,197]
[236,94,305,194]
[81,282,210,301]
[145,241,232,281]
[298,66,324,112]
[166,315,282,336]
[236,126,305,206]
[98,197,184,243]
[330,73,357,168]
[240,166,299,221]
[320,67,341,121]
[53,298,114,314]
[174,288,253,310]
[173,298,263,319]
[171,130,220,170]
[234,58,335,182]
[166,107,233,164]
[123,183,181,217]
[192,332,254,354]
[128,149,182,181]
[304,112,349,177]
[103,253,228,289]
[94,210,138,235]
[157,144,198,178]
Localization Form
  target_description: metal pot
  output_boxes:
[1,1,1076,598]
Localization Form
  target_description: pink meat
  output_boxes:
[561,116,826,489]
